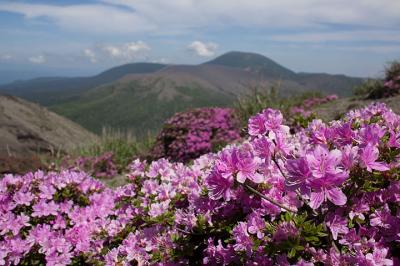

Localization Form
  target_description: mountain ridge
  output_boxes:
[0,62,166,105]
[0,51,365,136]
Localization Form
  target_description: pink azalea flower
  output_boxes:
[358,124,386,146]
[206,170,234,201]
[32,200,59,217]
[309,187,347,210]
[13,191,34,206]
[248,108,288,136]
[388,129,400,148]
[285,157,312,192]
[217,148,263,184]
[306,146,343,178]
[333,122,355,146]
[252,136,273,161]
[326,214,349,240]
[360,144,390,172]
[148,200,170,217]
[105,248,119,266]
[39,184,56,200]
[0,213,29,235]
[247,212,265,239]
[306,146,348,209]
[307,119,330,145]
[248,114,267,136]
[365,248,393,266]
[232,222,253,255]
[295,259,314,266]
[52,215,66,230]
[262,108,288,134]
[341,145,359,170]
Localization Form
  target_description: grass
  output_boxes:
[73,127,155,172]
[35,127,154,186]
[235,82,323,126]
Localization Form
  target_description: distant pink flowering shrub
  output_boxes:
[366,61,400,99]
[289,94,338,128]
[151,107,241,162]
[62,152,117,179]
[384,61,400,96]
[1,102,400,265]
[383,75,400,96]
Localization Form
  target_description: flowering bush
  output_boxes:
[151,107,241,162]
[383,75,400,97]
[1,102,400,265]
[61,152,118,179]
[357,61,400,99]
[0,170,113,265]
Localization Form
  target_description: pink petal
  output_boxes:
[326,187,347,206]
[250,173,264,184]
[370,162,390,172]
[236,172,247,183]
[310,191,324,209]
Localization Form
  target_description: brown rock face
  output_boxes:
[0,94,98,157]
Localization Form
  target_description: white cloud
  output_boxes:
[0,54,13,60]
[84,48,97,63]
[102,41,150,59]
[101,0,400,30]
[83,41,151,63]
[0,2,155,34]
[188,41,218,57]
[29,55,46,64]
[152,58,169,64]
[0,1,399,36]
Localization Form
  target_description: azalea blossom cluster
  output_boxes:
[0,170,114,265]
[1,102,399,265]
[367,62,400,99]
[151,107,241,162]
[384,75,400,96]
[383,61,400,97]
[62,152,118,179]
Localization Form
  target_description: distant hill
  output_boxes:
[0,94,98,156]
[51,71,234,135]
[205,51,297,79]
[0,51,364,136]
[294,73,363,96]
[0,63,166,105]
[205,51,362,95]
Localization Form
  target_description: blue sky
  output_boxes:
[0,0,399,79]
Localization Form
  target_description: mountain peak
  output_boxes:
[205,51,296,79]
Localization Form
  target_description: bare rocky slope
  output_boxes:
[0,94,98,157]
[313,95,400,121]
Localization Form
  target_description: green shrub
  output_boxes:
[353,79,384,97]
[354,60,400,99]
[385,60,400,81]
[235,83,323,127]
